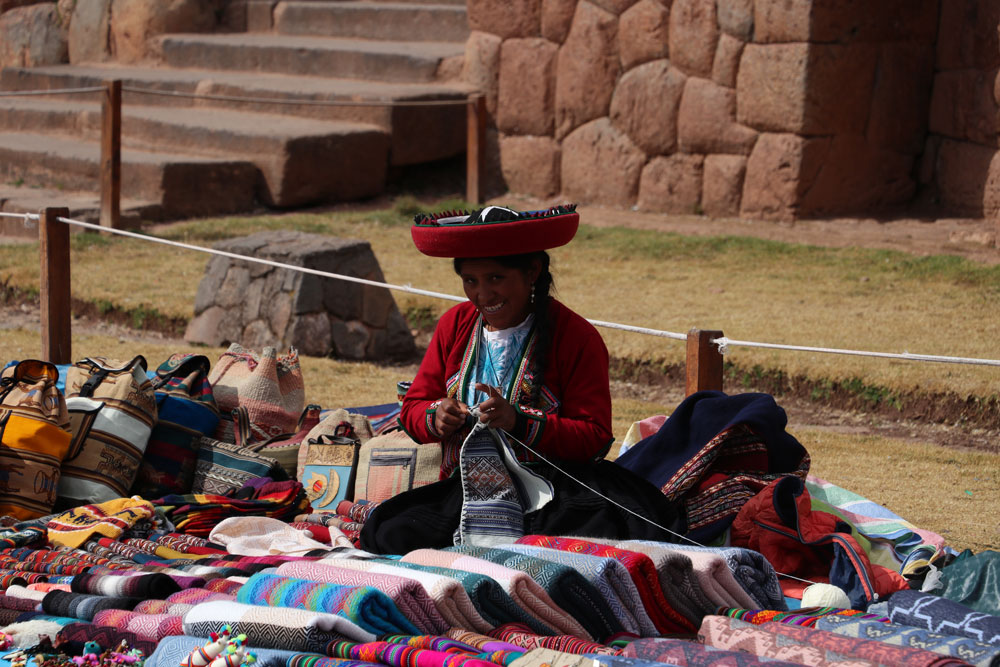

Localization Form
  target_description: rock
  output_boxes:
[702,154,746,217]
[241,319,273,350]
[497,38,558,136]
[740,132,828,221]
[937,0,1000,70]
[589,0,638,15]
[918,135,941,185]
[804,43,877,135]
[499,134,561,197]
[331,319,371,361]
[266,291,293,338]
[290,313,333,358]
[712,32,743,88]
[867,42,935,154]
[193,255,229,314]
[677,76,757,155]
[752,0,808,42]
[463,31,502,118]
[930,69,999,148]
[561,118,646,206]
[554,1,620,138]
[0,3,67,68]
[637,154,704,214]
[110,0,222,64]
[756,0,939,44]
[385,310,417,360]
[716,0,752,40]
[361,281,394,329]
[668,0,717,77]
[468,0,541,39]
[736,43,806,133]
[184,306,229,347]
[541,0,576,43]
[216,265,251,309]
[1,0,43,12]
[935,139,1000,217]
[609,59,685,156]
[618,0,669,70]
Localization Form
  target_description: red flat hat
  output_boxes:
[411,204,579,258]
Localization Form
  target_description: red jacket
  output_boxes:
[730,475,908,608]
[399,299,613,477]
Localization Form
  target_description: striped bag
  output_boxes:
[0,360,73,519]
[59,356,158,506]
[190,408,287,495]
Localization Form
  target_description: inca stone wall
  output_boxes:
[466,0,999,221]
[184,231,416,361]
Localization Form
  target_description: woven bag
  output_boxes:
[300,423,362,510]
[258,404,322,479]
[207,344,305,444]
[0,360,73,519]
[353,429,441,503]
[60,356,157,506]
[190,408,288,495]
[295,408,374,481]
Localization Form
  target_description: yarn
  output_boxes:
[801,583,851,609]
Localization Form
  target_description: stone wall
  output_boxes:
[467,0,945,221]
[184,231,416,361]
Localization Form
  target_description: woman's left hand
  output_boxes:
[475,383,517,432]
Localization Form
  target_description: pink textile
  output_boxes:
[699,616,876,667]
[92,609,184,641]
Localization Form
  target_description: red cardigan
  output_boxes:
[399,299,613,476]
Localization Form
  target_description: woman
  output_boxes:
[359,205,683,554]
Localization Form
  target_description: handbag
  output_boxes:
[300,423,362,510]
[257,404,322,479]
[190,407,288,496]
[353,429,442,503]
[295,408,375,481]
[132,354,220,498]
[0,360,73,519]
[207,344,305,444]
[60,356,158,506]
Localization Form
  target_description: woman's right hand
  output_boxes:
[434,397,468,438]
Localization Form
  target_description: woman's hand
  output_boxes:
[475,383,517,432]
[433,397,469,438]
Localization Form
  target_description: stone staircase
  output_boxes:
[0,0,472,236]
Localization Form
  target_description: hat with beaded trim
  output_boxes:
[411,204,579,258]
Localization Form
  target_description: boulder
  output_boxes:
[561,118,646,206]
[554,1,620,138]
[589,0,638,15]
[752,0,809,42]
[0,3,67,68]
[677,76,757,155]
[618,0,669,70]
[463,31,502,118]
[929,69,1000,148]
[68,0,111,63]
[668,0,717,77]
[736,43,806,133]
[712,32,743,88]
[499,134,561,197]
[740,133,828,221]
[609,59,686,156]
[637,154,704,214]
[497,38,558,136]
[716,0,752,40]
[541,0,576,43]
[110,0,222,64]
[1,0,43,12]
[756,0,939,44]
[935,139,1000,217]
[937,0,1000,70]
[702,154,746,217]
[468,0,541,39]
[867,42,935,154]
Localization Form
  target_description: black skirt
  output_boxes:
[359,459,686,555]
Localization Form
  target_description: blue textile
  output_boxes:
[888,590,1000,646]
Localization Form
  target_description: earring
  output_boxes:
[530,283,535,304]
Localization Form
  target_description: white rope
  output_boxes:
[0,87,103,97]
[121,86,471,108]
[0,212,39,220]
[713,336,1000,368]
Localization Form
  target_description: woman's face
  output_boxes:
[459,258,539,330]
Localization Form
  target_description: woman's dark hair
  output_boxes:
[454,251,554,406]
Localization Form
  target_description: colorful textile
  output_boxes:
[457,423,531,547]
[937,550,1000,616]
[70,572,181,599]
[143,635,322,667]
[718,607,884,627]
[0,593,39,611]
[41,589,142,621]
[46,496,156,549]
[326,640,497,667]
[132,599,193,616]
[515,536,694,635]
[210,516,344,554]
[277,560,449,634]
[444,629,527,653]
[400,549,590,639]
[165,587,234,604]
[203,577,244,595]
[92,608,184,641]
[699,615,874,666]
[487,623,620,656]
[183,599,375,652]
[888,590,1000,645]
[237,572,421,636]
[0,526,48,549]
[623,637,799,666]
[0,570,30,589]
[816,614,1000,667]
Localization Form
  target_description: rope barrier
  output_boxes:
[121,85,471,107]
[0,212,39,221]
[712,337,1000,368]
[0,87,103,97]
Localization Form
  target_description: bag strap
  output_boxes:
[79,367,111,398]
[232,407,254,449]
[334,420,357,440]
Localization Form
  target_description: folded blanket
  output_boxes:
[203,577,245,595]
[70,572,181,599]
[699,615,876,666]
[484,623,620,656]
[718,607,887,627]
[663,547,758,609]
[887,590,1000,647]
[623,636,799,666]
[816,614,1000,667]
[41,589,142,621]
[0,592,39,611]
[277,560,449,634]
[133,599,194,616]
[400,549,590,640]
[326,640,497,667]
[3,584,46,601]
[236,572,420,636]
[92,608,184,641]
[488,544,655,636]
[166,588,234,605]
[183,599,375,652]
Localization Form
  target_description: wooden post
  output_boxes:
[466,95,486,204]
[39,207,71,365]
[100,79,122,231]
[685,328,724,396]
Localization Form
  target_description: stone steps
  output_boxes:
[0,184,163,238]
[158,33,464,83]
[0,64,470,166]
[273,1,469,43]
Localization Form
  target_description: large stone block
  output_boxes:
[702,154,746,217]
[637,154,704,214]
[668,0,718,77]
[590,0,638,14]
[555,1,620,138]
[541,0,576,43]
[937,0,1000,71]
[929,69,1000,148]
[561,118,646,206]
[867,42,935,154]
[1,0,43,12]
[678,76,757,155]
[0,3,66,68]
[110,0,222,64]
[499,134,561,197]
[740,133,827,221]
[736,43,806,133]
[712,32,743,88]
[716,0,752,40]
[497,38,558,136]
[755,0,938,44]
[463,31,502,118]
[619,0,669,70]
[609,59,685,156]
[468,0,541,39]
[935,139,1000,217]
